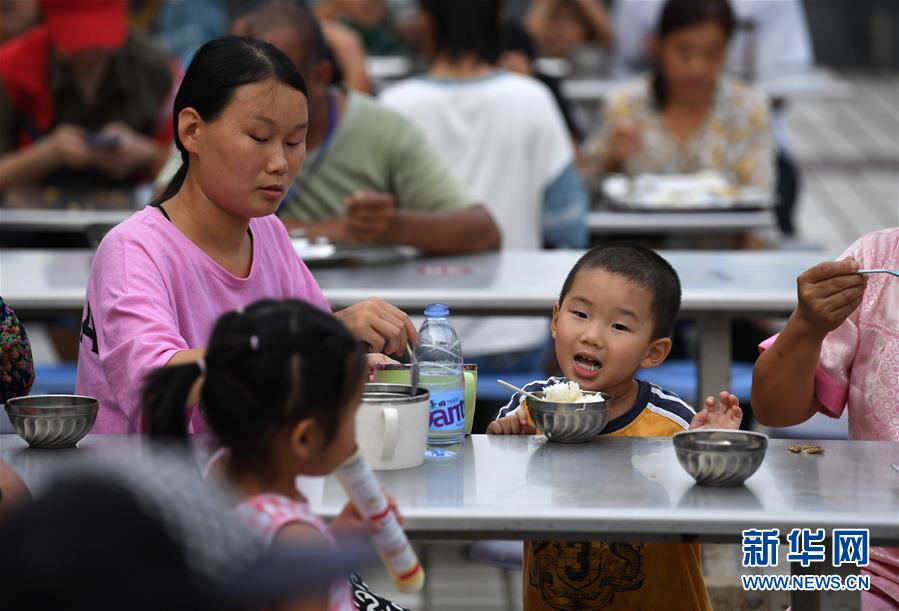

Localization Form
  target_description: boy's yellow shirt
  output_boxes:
[520,379,712,611]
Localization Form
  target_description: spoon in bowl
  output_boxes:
[406,343,419,397]
[497,379,543,402]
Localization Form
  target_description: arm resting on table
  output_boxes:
[388,204,501,253]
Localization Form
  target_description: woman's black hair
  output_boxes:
[144,300,366,472]
[152,35,309,206]
[420,0,502,64]
[651,0,735,109]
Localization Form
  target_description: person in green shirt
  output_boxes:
[233,1,500,253]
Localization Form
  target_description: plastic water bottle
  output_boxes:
[415,303,464,456]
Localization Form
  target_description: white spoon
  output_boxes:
[406,343,419,397]
[859,269,899,277]
[496,379,542,403]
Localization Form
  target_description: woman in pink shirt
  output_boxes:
[752,226,899,609]
[76,36,415,434]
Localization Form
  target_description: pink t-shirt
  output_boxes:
[760,227,899,440]
[75,207,330,434]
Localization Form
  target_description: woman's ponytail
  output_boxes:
[150,160,188,208]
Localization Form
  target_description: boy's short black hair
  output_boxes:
[559,243,682,339]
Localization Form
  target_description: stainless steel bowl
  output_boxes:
[4,395,98,448]
[525,391,612,443]
[673,429,767,486]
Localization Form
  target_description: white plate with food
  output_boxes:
[602,171,774,211]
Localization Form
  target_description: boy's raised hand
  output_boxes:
[690,391,743,430]
[486,406,537,435]
[794,257,866,338]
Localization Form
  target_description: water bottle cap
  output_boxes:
[423,303,450,318]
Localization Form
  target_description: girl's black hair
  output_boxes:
[420,0,502,64]
[651,0,735,109]
[144,300,366,471]
[152,35,309,206]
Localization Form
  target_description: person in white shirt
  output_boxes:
[380,0,588,369]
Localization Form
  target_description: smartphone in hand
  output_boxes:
[86,133,122,150]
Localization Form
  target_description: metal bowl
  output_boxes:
[4,395,98,448]
[525,391,612,443]
[673,429,767,486]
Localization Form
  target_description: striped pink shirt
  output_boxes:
[238,493,355,611]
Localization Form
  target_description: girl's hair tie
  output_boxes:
[249,335,260,351]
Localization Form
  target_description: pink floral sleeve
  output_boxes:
[815,308,860,418]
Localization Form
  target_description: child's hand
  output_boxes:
[690,391,743,430]
[366,353,398,381]
[331,493,404,535]
[605,121,641,169]
[794,257,866,338]
[331,501,371,535]
[486,406,537,435]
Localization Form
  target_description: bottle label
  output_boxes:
[428,388,465,433]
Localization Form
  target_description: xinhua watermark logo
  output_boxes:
[740,528,870,592]
[741,574,871,592]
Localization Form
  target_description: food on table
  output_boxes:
[542,381,604,403]
[602,169,771,209]
[788,444,825,455]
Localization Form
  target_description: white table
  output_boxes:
[563,68,855,103]
[0,208,136,232]
[0,185,152,232]
[0,248,828,401]
[310,435,899,543]
[589,209,778,234]
[5,433,895,543]
[321,435,896,611]
[4,434,893,611]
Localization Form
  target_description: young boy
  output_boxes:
[488,243,742,611]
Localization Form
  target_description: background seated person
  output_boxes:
[314,0,412,56]
[610,0,813,236]
[380,0,587,369]
[0,0,176,192]
[525,0,613,65]
[586,0,773,195]
[0,0,39,44]
[230,1,501,253]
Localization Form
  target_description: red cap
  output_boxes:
[40,0,126,54]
